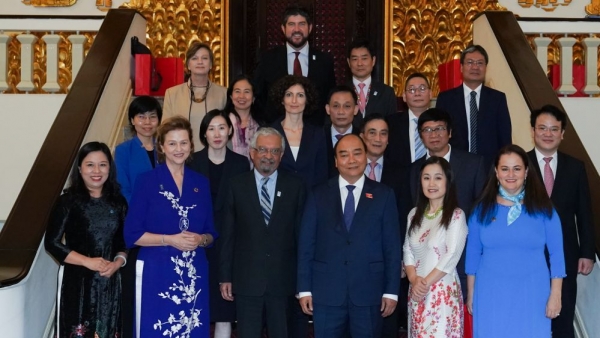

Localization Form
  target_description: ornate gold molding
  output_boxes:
[518,0,571,12]
[586,0,600,15]
[21,0,76,6]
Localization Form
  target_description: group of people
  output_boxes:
[43,4,595,338]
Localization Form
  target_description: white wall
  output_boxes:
[499,0,590,18]
[3,0,128,16]
[0,95,64,220]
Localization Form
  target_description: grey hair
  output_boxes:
[249,127,286,150]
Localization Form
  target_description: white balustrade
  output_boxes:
[0,34,10,92]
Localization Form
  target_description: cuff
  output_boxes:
[383,293,398,301]
[298,292,312,298]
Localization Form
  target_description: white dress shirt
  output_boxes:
[534,147,558,181]
[353,76,372,117]
[462,83,482,151]
[364,156,384,182]
[286,43,309,77]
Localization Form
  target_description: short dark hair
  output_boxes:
[199,109,234,147]
[460,45,489,65]
[270,75,318,116]
[404,72,430,89]
[333,134,367,158]
[282,4,312,26]
[67,141,121,204]
[417,108,453,133]
[185,42,214,71]
[361,113,387,133]
[327,85,358,105]
[409,156,459,233]
[347,38,375,59]
[530,104,568,130]
[157,116,194,163]
[128,96,163,133]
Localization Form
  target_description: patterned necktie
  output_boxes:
[335,134,345,141]
[414,117,425,160]
[260,177,271,225]
[293,52,302,76]
[368,161,378,181]
[470,91,478,154]
[543,157,554,197]
[358,83,367,115]
[343,185,356,231]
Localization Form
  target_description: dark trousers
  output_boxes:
[313,298,382,338]
[552,271,577,338]
[288,296,309,338]
[120,247,139,338]
[236,294,290,338]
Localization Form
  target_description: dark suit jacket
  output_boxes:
[253,45,336,125]
[409,149,486,217]
[386,112,412,167]
[272,119,329,187]
[323,124,360,178]
[379,157,412,246]
[348,80,398,128]
[298,177,401,306]
[435,85,511,168]
[527,150,595,272]
[220,170,306,297]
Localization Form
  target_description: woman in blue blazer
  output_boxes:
[270,75,328,187]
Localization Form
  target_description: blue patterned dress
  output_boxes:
[124,164,217,338]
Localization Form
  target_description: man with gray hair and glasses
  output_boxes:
[220,127,306,338]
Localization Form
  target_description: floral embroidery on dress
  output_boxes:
[418,229,430,243]
[153,250,202,338]
[70,323,88,337]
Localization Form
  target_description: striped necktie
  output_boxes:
[260,177,271,225]
[414,117,425,160]
[470,91,478,154]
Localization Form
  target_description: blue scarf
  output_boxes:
[498,185,525,226]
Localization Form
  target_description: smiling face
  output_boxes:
[79,150,110,197]
[532,113,564,156]
[496,152,527,195]
[360,119,389,160]
[282,14,312,49]
[335,135,367,183]
[160,129,192,166]
[231,79,254,111]
[250,134,283,176]
[421,163,447,206]
[347,47,376,81]
[131,110,159,138]
[282,84,307,115]
[205,116,232,151]
[326,91,358,130]
[187,47,212,77]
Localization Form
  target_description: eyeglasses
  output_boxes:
[252,147,282,156]
[405,85,429,94]
[464,60,486,68]
[420,126,447,135]
[535,126,562,135]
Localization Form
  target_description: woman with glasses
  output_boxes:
[270,75,327,187]
[163,42,227,151]
[189,109,250,338]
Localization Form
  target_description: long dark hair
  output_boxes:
[66,142,122,204]
[409,156,459,233]
[474,144,553,225]
[225,74,263,125]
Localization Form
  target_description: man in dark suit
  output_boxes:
[409,108,486,301]
[346,38,397,127]
[527,105,595,338]
[298,134,401,338]
[387,72,432,167]
[253,5,336,125]
[359,113,411,337]
[435,44,511,168]
[220,127,306,338]
[325,85,360,178]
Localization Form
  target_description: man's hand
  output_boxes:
[380,298,397,317]
[299,296,313,315]
[578,258,594,275]
[220,283,234,301]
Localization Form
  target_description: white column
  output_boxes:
[16,33,38,92]
[556,37,577,95]
[68,34,87,89]
[533,37,552,73]
[42,34,61,93]
[582,37,600,95]
[0,34,11,92]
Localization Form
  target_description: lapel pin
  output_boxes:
[374,91,378,96]
[365,193,373,199]
[312,55,316,60]
[277,191,282,197]
[159,184,164,191]
[194,188,199,192]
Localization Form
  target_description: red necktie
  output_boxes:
[293,52,302,76]
[543,157,554,196]
[358,83,366,115]
[368,161,377,181]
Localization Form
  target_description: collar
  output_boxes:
[253,168,278,182]
[534,147,557,162]
[353,76,372,89]
[408,109,419,121]
[463,83,482,97]
[331,124,353,136]
[427,144,452,162]
[287,42,309,57]
[338,174,366,190]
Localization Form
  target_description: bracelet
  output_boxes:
[201,234,209,247]
[114,254,127,267]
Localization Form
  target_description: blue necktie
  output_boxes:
[260,177,271,225]
[344,185,356,231]
[414,117,425,160]
[470,91,478,154]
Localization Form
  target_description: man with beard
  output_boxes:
[253,4,336,126]
[220,127,306,338]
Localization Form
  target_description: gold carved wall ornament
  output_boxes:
[518,0,572,12]
[21,0,76,6]
[586,0,600,15]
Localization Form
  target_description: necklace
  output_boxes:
[424,205,443,220]
[159,191,197,231]
[189,80,211,103]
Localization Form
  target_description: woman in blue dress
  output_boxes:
[465,144,565,337]
[124,116,217,338]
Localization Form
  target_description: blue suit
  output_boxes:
[115,136,157,202]
[298,176,401,337]
[436,85,511,168]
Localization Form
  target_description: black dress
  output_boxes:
[45,193,127,338]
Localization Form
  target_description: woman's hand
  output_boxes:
[466,294,473,315]
[410,276,429,301]
[546,292,562,319]
[165,231,203,251]
[99,261,122,278]
[83,257,111,272]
